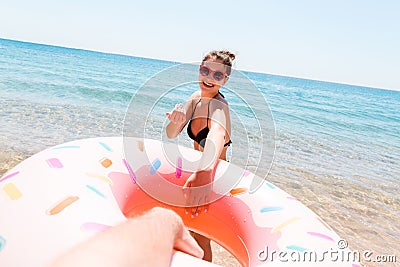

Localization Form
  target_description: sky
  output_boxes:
[0,0,399,91]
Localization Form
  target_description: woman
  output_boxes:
[165,50,235,262]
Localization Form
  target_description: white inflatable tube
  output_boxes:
[0,137,360,266]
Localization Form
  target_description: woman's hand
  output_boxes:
[166,103,186,125]
[166,103,188,138]
[182,169,213,217]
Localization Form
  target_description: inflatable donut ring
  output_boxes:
[0,137,360,266]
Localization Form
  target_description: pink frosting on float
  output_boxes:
[46,158,63,168]
[81,222,111,233]
[307,231,335,242]
[109,165,282,266]
[122,159,136,183]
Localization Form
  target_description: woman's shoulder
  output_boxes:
[189,91,201,100]
[210,94,229,113]
[215,93,228,105]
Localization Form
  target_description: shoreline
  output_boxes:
[0,149,28,177]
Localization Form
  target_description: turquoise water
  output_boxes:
[0,38,399,264]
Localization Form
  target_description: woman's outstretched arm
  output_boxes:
[183,100,229,215]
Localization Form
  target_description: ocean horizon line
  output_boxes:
[1,37,398,94]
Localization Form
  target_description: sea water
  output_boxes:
[0,38,399,266]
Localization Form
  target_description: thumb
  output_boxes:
[183,173,196,190]
[182,181,191,199]
[182,178,192,190]
[174,229,204,259]
[166,112,171,118]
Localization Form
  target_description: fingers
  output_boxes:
[167,104,186,124]
[172,109,185,124]
[182,179,191,199]
[183,185,197,217]
[183,185,191,215]
[191,197,202,218]
[189,196,197,218]
[182,173,211,217]
[146,208,204,259]
[175,103,185,113]
[191,196,209,217]
[203,195,209,213]
[183,189,209,217]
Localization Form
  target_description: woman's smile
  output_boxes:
[202,81,215,88]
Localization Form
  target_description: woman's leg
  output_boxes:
[190,231,212,262]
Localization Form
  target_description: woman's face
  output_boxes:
[198,59,229,96]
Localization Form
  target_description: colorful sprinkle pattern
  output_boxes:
[3,183,22,200]
[149,158,161,175]
[46,158,63,168]
[122,159,136,184]
[0,236,6,252]
[99,157,112,168]
[81,222,111,233]
[86,185,106,199]
[99,142,113,152]
[0,137,358,266]
[46,196,79,215]
[0,171,19,183]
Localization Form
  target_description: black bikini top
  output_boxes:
[187,92,232,148]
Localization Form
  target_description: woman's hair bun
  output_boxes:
[220,50,236,61]
[202,50,236,75]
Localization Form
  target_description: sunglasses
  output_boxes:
[199,65,227,82]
